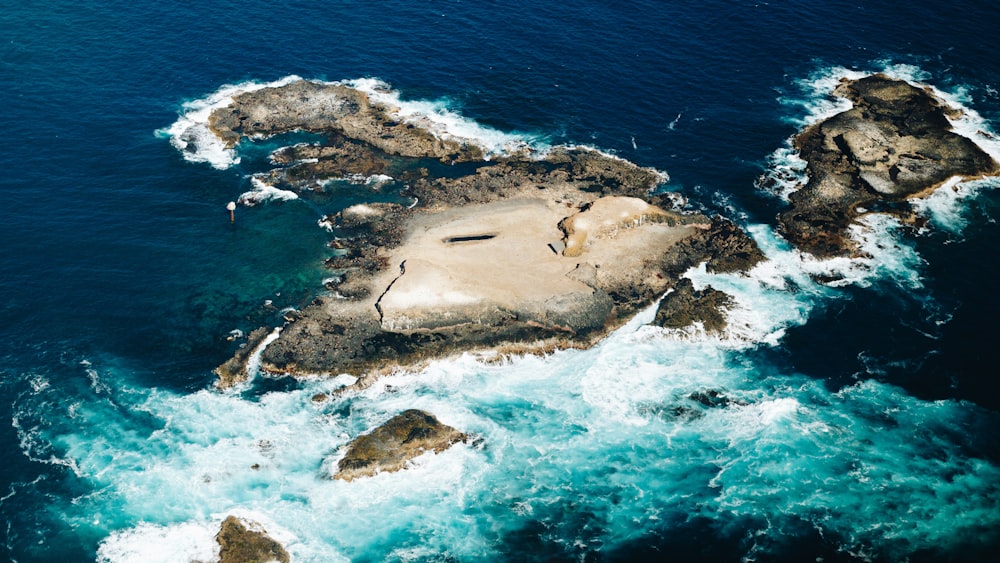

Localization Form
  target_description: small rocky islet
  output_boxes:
[201,73,995,508]
[772,73,999,257]
[215,515,290,563]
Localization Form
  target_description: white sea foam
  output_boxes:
[546,143,670,187]
[97,521,220,563]
[915,77,1000,164]
[351,173,395,185]
[345,77,540,157]
[240,327,282,385]
[63,65,1000,561]
[28,374,49,394]
[779,66,865,127]
[789,213,924,290]
[659,225,820,346]
[158,75,303,169]
[911,175,1000,232]
[97,511,299,563]
[763,63,1000,277]
[780,63,1000,172]
[654,216,925,351]
[18,308,995,562]
[757,144,807,201]
[238,177,300,207]
[163,75,552,171]
[785,63,934,127]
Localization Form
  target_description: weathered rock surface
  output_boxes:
[209,80,486,162]
[653,278,733,334]
[206,78,766,388]
[657,217,767,276]
[216,515,289,563]
[334,409,467,481]
[777,74,999,257]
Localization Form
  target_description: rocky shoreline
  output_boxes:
[202,73,996,491]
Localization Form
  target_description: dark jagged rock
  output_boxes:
[216,515,289,563]
[664,217,767,275]
[334,409,467,481]
[777,74,999,257]
[214,327,271,389]
[653,278,734,334]
[688,389,747,408]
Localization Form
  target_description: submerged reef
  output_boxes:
[775,74,999,257]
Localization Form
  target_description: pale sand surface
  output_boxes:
[371,195,698,332]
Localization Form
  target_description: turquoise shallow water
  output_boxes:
[2,1,1000,561]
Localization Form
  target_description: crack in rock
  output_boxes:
[374,259,407,325]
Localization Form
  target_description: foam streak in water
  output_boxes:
[238,177,300,207]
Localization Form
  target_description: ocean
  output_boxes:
[2,1,999,561]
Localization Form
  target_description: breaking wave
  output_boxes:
[760,62,1000,247]
[7,304,993,562]
[238,177,300,207]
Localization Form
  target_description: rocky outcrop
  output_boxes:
[216,515,289,563]
[653,278,733,334]
[558,196,678,257]
[663,217,767,275]
[214,327,272,389]
[777,74,999,257]
[253,202,759,382]
[334,410,467,481]
[203,78,767,389]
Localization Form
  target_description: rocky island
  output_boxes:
[774,73,999,257]
[215,515,289,563]
[211,78,765,396]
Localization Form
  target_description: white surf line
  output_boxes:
[237,327,283,387]
[345,77,539,158]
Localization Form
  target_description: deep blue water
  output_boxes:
[2,1,1000,561]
